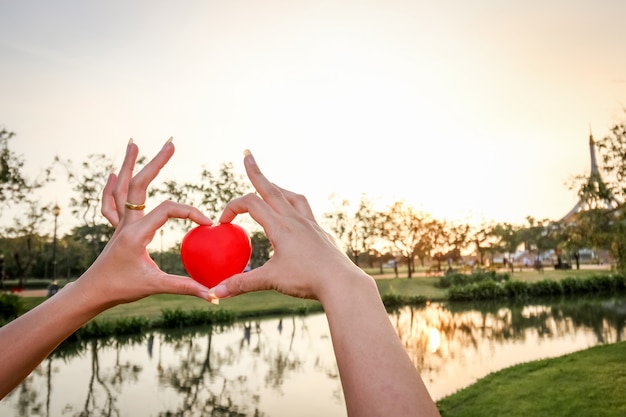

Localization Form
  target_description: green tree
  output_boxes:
[0,128,55,282]
[381,201,435,278]
[249,231,271,269]
[572,114,626,272]
[324,195,379,266]
[56,153,118,261]
[467,221,495,266]
[0,128,27,210]
[151,162,250,230]
[491,222,523,269]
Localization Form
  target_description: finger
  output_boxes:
[275,186,316,220]
[210,265,315,301]
[242,150,297,216]
[209,268,271,298]
[126,138,175,212]
[219,193,276,227]
[153,273,214,300]
[113,139,140,219]
[132,201,212,245]
[101,173,120,227]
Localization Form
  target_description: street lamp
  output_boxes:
[159,229,164,271]
[52,203,61,281]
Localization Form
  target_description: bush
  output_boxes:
[381,293,427,310]
[0,293,24,321]
[447,273,626,302]
[438,270,509,289]
[76,316,151,340]
[159,307,235,329]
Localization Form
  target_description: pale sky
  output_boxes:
[1,0,626,243]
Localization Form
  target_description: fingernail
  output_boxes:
[128,138,134,145]
[209,284,230,299]
[243,149,256,165]
[166,136,173,144]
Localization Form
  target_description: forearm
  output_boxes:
[320,271,440,417]
[0,279,106,399]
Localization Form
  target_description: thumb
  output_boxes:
[209,267,272,299]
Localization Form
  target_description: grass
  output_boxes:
[437,341,626,417]
[8,265,626,415]
[93,290,323,321]
[16,265,614,321]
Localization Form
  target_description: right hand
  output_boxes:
[214,150,372,302]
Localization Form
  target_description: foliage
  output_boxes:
[150,162,250,229]
[324,194,380,266]
[447,273,625,301]
[0,128,27,209]
[55,153,117,259]
[380,293,428,310]
[249,230,271,268]
[158,307,235,329]
[72,316,152,341]
[381,201,441,277]
[437,270,510,288]
[0,293,24,321]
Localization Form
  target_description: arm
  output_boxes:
[215,150,440,417]
[0,139,213,399]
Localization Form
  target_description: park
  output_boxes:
[1,124,626,415]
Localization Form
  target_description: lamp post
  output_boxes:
[52,204,61,281]
[159,229,164,271]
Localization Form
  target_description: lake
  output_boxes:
[2,294,625,416]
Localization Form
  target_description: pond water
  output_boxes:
[2,295,625,416]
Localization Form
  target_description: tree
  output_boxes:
[56,153,118,261]
[0,128,55,283]
[2,200,51,285]
[150,162,250,231]
[491,222,523,269]
[467,221,495,266]
[381,201,435,278]
[519,216,557,258]
[324,195,380,266]
[572,113,626,272]
[249,231,271,269]
[0,128,27,211]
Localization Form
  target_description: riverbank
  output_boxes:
[437,340,626,416]
[6,266,625,416]
[15,264,614,321]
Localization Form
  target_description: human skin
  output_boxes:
[0,142,441,416]
[0,139,213,399]
[213,150,441,417]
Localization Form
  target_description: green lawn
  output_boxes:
[18,265,614,320]
[437,341,626,417]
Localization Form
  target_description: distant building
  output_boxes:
[560,130,620,223]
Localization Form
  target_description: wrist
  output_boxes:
[317,267,382,313]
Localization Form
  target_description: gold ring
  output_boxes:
[124,201,146,211]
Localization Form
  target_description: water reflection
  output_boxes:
[2,295,624,416]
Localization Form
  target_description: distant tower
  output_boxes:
[560,129,620,223]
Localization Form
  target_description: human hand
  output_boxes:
[75,138,214,307]
[214,150,372,303]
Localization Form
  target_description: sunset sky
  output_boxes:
[1,0,626,243]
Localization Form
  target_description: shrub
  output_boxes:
[0,293,24,320]
[159,307,235,329]
[381,293,427,310]
[530,279,563,297]
[437,270,509,288]
[76,316,151,340]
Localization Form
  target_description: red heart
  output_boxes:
[180,223,252,288]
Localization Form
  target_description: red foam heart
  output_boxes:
[180,223,252,288]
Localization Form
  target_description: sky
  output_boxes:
[1,0,626,245]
